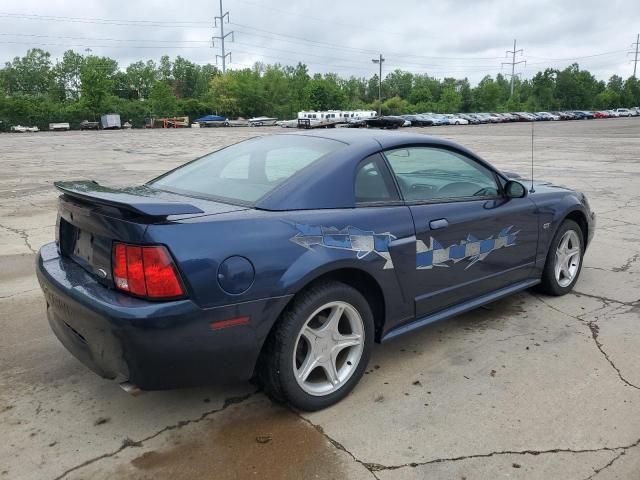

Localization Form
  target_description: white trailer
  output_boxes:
[101,114,121,130]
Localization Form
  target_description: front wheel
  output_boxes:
[258,281,374,411]
[537,219,584,295]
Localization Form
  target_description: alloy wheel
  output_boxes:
[554,230,581,287]
[292,301,364,396]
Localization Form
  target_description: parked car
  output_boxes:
[475,113,498,123]
[37,130,595,410]
[571,111,594,120]
[80,120,101,130]
[11,125,39,132]
[364,116,406,129]
[593,111,609,119]
[419,113,448,126]
[500,113,519,122]
[467,113,488,123]
[513,112,536,121]
[400,115,434,127]
[492,113,513,122]
[538,112,560,121]
[615,108,633,117]
[487,113,505,123]
[555,111,576,120]
[49,122,70,131]
[430,114,452,125]
[444,114,469,125]
[456,113,480,124]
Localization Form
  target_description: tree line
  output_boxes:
[1,48,639,130]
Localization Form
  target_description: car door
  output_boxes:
[383,145,539,318]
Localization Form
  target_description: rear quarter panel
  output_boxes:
[144,206,416,329]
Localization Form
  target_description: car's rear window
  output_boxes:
[149,135,344,204]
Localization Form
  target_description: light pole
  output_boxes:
[371,53,385,116]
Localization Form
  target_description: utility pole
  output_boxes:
[630,34,639,78]
[502,39,526,96]
[212,0,233,73]
[371,53,385,115]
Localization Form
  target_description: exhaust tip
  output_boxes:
[120,381,144,396]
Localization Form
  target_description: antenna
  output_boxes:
[530,122,535,193]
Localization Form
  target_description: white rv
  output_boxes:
[297,110,376,122]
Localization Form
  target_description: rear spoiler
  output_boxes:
[54,180,204,217]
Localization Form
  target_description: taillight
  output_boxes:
[112,243,185,300]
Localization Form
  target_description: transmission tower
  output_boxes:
[212,0,234,73]
[502,39,526,96]
[630,34,639,78]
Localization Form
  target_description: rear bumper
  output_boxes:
[36,242,292,390]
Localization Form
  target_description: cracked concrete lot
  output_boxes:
[1,120,639,479]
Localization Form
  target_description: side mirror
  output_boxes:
[504,180,527,198]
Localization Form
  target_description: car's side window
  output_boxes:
[354,155,399,204]
[384,147,500,202]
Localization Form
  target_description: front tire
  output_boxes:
[258,281,374,411]
[537,219,584,295]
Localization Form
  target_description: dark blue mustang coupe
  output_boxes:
[36,130,595,410]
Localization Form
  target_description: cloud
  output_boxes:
[0,0,637,83]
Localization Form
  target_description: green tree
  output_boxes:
[623,76,640,107]
[4,48,53,96]
[304,74,345,111]
[530,69,556,110]
[436,85,462,113]
[158,55,173,82]
[381,96,409,115]
[383,70,413,99]
[126,60,157,100]
[80,56,118,114]
[52,50,85,101]
[172,56,201,98]
[474,76,501,111]
[149,81,177,116]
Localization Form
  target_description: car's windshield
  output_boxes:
[149,135,344,204]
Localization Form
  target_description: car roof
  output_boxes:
[274,128,459,150]
[256,130,501,211]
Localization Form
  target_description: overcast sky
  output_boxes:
[1,0,638,84]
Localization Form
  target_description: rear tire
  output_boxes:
[537,219,584,295]
[258,281,374,411]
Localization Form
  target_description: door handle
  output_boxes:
[429,218,449,230]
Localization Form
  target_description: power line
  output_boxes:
[233,0,407,38]
[501,39,526,96]
[0,32,211,44]
[231,23,505,61]
[0,39,211,50]
[232,39,502,69]
[527,49,628,62]
[212,0,233,73]
[0,11,210,27]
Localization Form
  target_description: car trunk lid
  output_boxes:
[54,180,248,286]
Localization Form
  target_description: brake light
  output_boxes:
[112,243,185,299]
